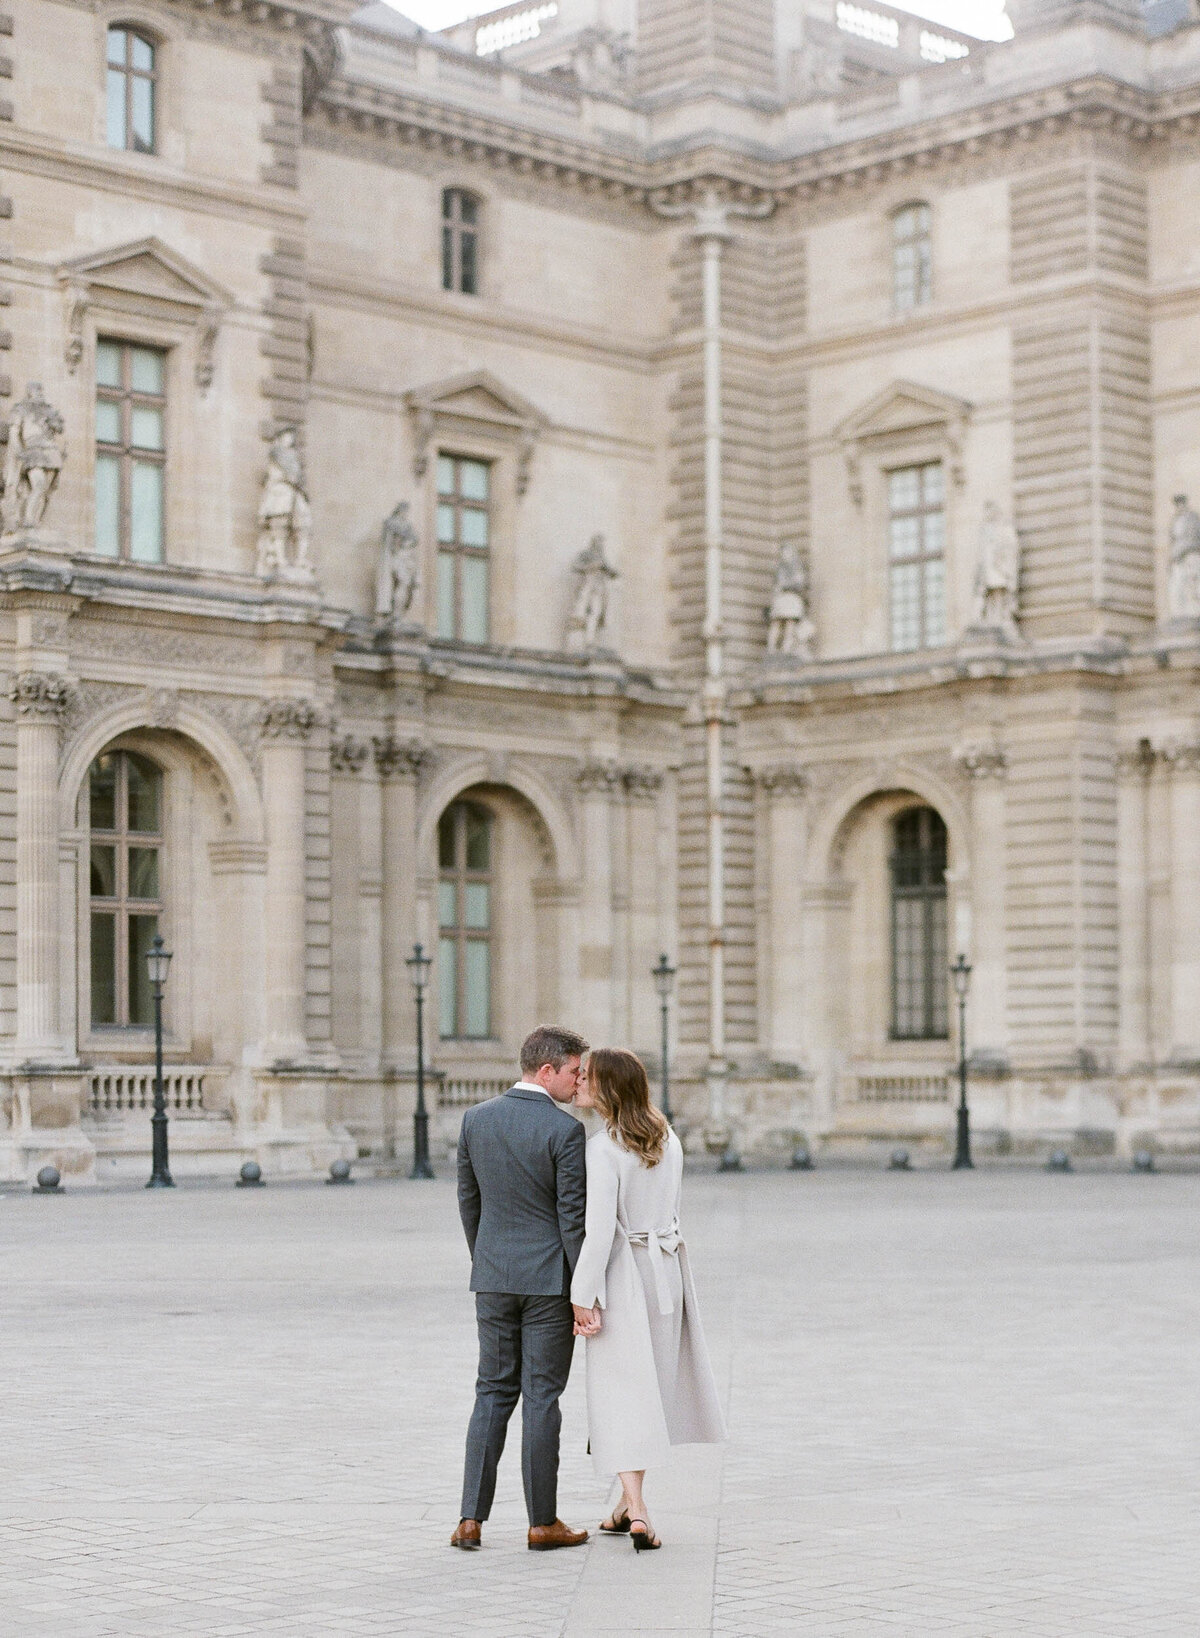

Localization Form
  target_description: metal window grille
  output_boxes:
[890,806,949,1040]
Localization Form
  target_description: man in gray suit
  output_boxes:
[452,1024,590,1552]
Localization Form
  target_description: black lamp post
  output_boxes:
[951,952,973,1171]
[405,942,434,1180]
[146,934,174,1189]
[652,953,676,1125]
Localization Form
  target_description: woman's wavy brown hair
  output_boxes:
[588,1047,669,1167]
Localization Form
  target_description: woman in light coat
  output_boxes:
[570,1048,726,1551]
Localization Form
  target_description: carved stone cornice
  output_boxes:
[330,732,369,774]
[259,696,318,741]
[575,758,622,796]
[622,765,664,801]
[753,763,809,798]
[372,733,429,780]
[8,671,73,720]
[956,743,1008,780]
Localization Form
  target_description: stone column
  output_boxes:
[956,744,1009,1062]
[755,764,809,1064]
[1115,741,1155,1067]
[622,766,665,1053]
[376,734,426,1075]
[575,759,619,1047]
[259,697,316,1064]
[10,672,72,1061]
[1165,740,1200,1061]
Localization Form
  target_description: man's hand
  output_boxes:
[572,1303,602,1337]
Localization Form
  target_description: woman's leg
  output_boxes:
[618,1469,650,1535]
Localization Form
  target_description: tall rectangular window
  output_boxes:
[438,801,492,1040]
[893,203,931,312]
[888,462,945,652]
[96,339,166,563]
[890,807,949,1041]
[436,454,490,643]
[106,28,156,154]
[89,751,164,1029]
[442,189,479,295]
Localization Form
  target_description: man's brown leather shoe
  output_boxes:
[450,1518,482,1550]
[528,1519,588,1551]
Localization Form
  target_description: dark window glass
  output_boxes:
[890,806,949,1041]
[442,189,480,295]
[88,750,164,1029]
[438,800,493,1040]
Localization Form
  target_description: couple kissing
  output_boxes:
[452,1025,726,1554]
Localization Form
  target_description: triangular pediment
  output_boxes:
[405,370,547,432]
[59,238,232,311]
[837,380,971,446]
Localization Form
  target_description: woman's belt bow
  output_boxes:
[625,1223,682,1315]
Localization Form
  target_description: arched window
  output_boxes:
[442,189,480,295]
[89,750,164,1027]
[889,806,948,1040]
[438,800,493,1039]
[892,203,931,312]
[106,27,156,154]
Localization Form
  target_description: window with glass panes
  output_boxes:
[890,806,949,1041]
[95,340,166,563]
[106,27,156,153]
[442,189,479,294]
[892,203,931,312]
[438,801,493,1040]
[888,462,945,652]
[436,455,490,642]
[89,751,164,1029]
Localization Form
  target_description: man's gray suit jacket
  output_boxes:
[457,1087,587,1297]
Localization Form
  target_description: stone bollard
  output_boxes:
[236,1159,266,1188]
[888,1147,911,1171]
[326,1158,354,1186]
[789,1140,814,1171]
[1131,1149,1156,1174]
[718,1144,743,1173]
[32,1164,63,1194]
[1046,1148,1072,1172]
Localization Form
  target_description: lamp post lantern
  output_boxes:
[950,952,973,1171]
[145,934,174,1189]
[406,942,434,1180]
[652,953,676,1125]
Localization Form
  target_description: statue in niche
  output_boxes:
[375,501,420,624]
[766,545,815,659]
[565,534,618,652]
[1167,494,1200,621]
[1,383,66,535]
[256,428,313,582]
[971,501,1021,635]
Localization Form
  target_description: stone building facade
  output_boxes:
[2,0,1200,1181]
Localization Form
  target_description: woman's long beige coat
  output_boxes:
[570,1126,726,1476]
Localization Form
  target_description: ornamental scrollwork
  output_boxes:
[259,697,318,742]
[373,734,430,780]
[8,671,73,719]
[753,763,809,798]
[575,758,621,796]
[330,732,370,775]
[955,742,1008,780]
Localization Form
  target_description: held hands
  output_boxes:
[572,1303,602,1337]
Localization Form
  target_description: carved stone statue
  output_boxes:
[256,428,313,582]
[375,501,420,624]
[766,545,815,659]
[972,501,1021,635]
[565,534,618,652]
[1167,494,1200,621]
[1,383,66,535]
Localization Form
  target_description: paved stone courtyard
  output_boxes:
[2,1164,1198,1637]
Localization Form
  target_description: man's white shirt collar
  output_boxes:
[514,1079,554,1099]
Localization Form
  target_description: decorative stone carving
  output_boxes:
[970,502,1021,635]
[765,546,816,660]
[372,734,429,779]
[956,742,1008,779]
[1,385,66,535]
[622,765,664,800]
[374,502,420,625]
[1167,495,1200,622]
[7,671,73,719]
[565,535,619,653]
[575,757,621,795]
[1115,738,1157,779]
[754,763,809,797]
[141,687,180,729]
[330,732,370,774]
[256,429,313,583]
[1162,738,1200,775]
[259,697,318,741]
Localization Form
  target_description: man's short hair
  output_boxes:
[520,1025,588,1075]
